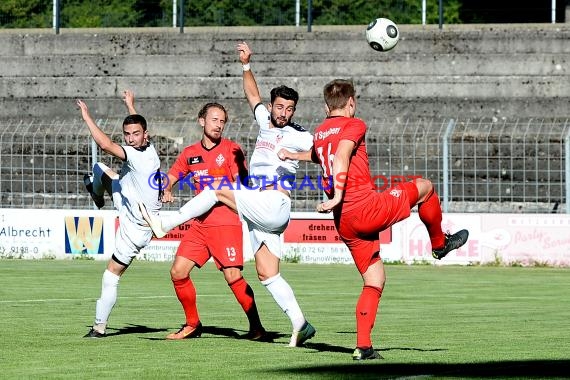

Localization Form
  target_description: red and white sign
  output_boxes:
[284,218,391,245]
[283,212,398,265]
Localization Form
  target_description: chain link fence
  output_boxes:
[1,117,568,213]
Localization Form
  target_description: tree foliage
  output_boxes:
[0,0,50,28]
[61,0,141,28]
[0,0,463,28]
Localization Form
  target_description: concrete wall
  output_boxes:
[0,24,569,123]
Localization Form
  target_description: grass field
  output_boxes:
[0,260,568,379]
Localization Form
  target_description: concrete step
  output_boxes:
[1,25,569,56]
[2,53,569,77]
[1,95,569,121]
[1,24,568,120]
[2,75,569,98]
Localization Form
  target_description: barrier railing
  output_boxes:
[0,117,568,213]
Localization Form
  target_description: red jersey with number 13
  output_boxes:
[313,116,374,213]
[168,138,247,226]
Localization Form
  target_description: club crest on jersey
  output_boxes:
[390,189,402,198]
[215,154,225,166]
[275,134,283,144]
[188,156,204,165]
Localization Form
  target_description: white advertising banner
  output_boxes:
[478,214,570,266]
[0,209,116,260]
[399,213,570,266]
[400,213,483,265]
[1,208,569,266]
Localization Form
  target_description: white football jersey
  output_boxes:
[249,104,313,187]
[119,144,162,223]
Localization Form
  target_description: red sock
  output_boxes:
[418,188,445,249]
[229,277,263,331]
[172,277,200,327]
[355,285,383,348]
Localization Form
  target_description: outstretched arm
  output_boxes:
[237,41,262,112]
[122,89,137,115]
[76,99,125,160]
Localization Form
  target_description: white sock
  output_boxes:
[161,189,219,231]
[261,273,306,331]
[94,269,120,329]
[92,162,111,196]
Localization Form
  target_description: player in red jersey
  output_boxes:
[160,102,266,340]
[280,79,468,360]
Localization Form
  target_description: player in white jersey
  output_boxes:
[78,90,162,338]
[138,42,316,347]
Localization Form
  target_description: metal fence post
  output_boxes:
[564,120,570,214]
[307,0,312,32]
[53,0,60,35]
[173,0,177,28]
[442,119,456,213]
[438,0,443,30]
[179,0,184,34]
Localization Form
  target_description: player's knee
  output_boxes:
[170,266,188,281]
[415,178,434,201]
[363,276,385,289]
[256,264,278,282]
[223,268,242,284]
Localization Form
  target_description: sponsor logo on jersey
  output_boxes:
[188,156,204,165]
[315,127,341,140]
[209,168,226,176]
[192,169,209,177]
[255,140,276,150]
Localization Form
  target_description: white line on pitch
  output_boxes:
[0,295,178,304]
[1,291,356,304]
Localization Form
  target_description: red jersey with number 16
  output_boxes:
[313,116,374,213]
[168,138,247,226]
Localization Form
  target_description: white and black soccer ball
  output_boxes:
[365,18,399,52]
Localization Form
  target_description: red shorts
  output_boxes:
[336,182,419,274]
[176,222,244,270]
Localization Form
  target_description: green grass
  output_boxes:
[0,260,568,379]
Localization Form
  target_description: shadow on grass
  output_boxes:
[139,325,287,342]
[304,342,354,354]
[105,324,168,336]
[267,359,570,378]
[302,343,447,355]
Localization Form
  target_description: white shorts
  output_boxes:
[112,179,152,266]
[113,209,153,266]
[93,162,152,266]
[234,189,291,258]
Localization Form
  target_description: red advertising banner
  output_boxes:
[284,218,391,245]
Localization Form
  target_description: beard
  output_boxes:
[270,114,290,128]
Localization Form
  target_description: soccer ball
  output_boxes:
[365,18,399,52]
